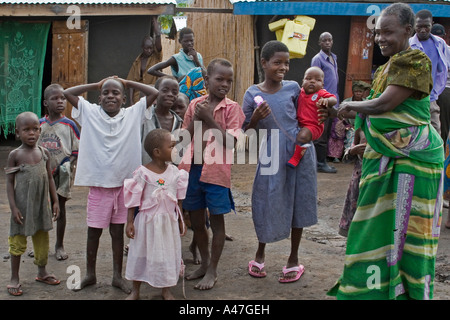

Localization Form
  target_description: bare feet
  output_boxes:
[112,277,131,294]
[162,287,175,300]
[185,266,206,281]
[189,243,201,265]
[55,247,68,261]
[72,275,96,291]
[194,270,217,290]
[187,266,218,290]
[125,290,140,300]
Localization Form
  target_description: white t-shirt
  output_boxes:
[72,96,147,187]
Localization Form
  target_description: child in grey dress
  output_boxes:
[5,112,60,296]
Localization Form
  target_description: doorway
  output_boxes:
[344,16,388,100]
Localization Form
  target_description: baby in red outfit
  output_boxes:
[287,66,337,167]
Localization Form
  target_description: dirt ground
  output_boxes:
[0,142,449,302]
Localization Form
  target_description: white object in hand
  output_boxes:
[254,95,264,106]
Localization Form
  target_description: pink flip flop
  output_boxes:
[279,264,305,283]
[248,260,267,278]
[35,274,60,285]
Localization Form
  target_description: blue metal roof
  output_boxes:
[2,0,176,4]
[232,1,450,18]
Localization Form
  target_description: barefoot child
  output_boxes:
[124,128,188,300]
[243,40,318,283]
[124,75,183,255]
[39,84,80,261]
[5,112,60,296]
[171,92,202,264]
[63,77,158,293]
[178,58,245,290]
[287,67,337,167]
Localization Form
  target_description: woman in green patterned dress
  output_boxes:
[328,3,444,300]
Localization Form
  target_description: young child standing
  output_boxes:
[338,128,366,236]
[124,128,188,300]
[63,76,158,293]
[178,58,245,290]
[123,75,183,256]
[341,82,367,154]
[243,40,318,283]
[5,112,60,296]
[38,84,80,261]
[287,66,337,167]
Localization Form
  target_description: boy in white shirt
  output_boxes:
[63,76,158,293]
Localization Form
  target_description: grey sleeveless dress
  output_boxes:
[6,147,53,237]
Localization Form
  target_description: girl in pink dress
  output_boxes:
[124,128,188,300]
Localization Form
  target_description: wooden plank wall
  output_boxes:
[183,0,255,105]
[52,20,88,122]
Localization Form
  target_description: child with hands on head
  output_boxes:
[5,112,60,296]
[63,76,158,293]
[124,128,188,300]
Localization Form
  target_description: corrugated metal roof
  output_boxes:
[231,0,450,3]
[231,0,450,2]
[232,1,450,17]
[1,0,176,4]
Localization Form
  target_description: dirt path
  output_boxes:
[0,145,449,302]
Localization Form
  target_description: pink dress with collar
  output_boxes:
[124,164,188,288]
